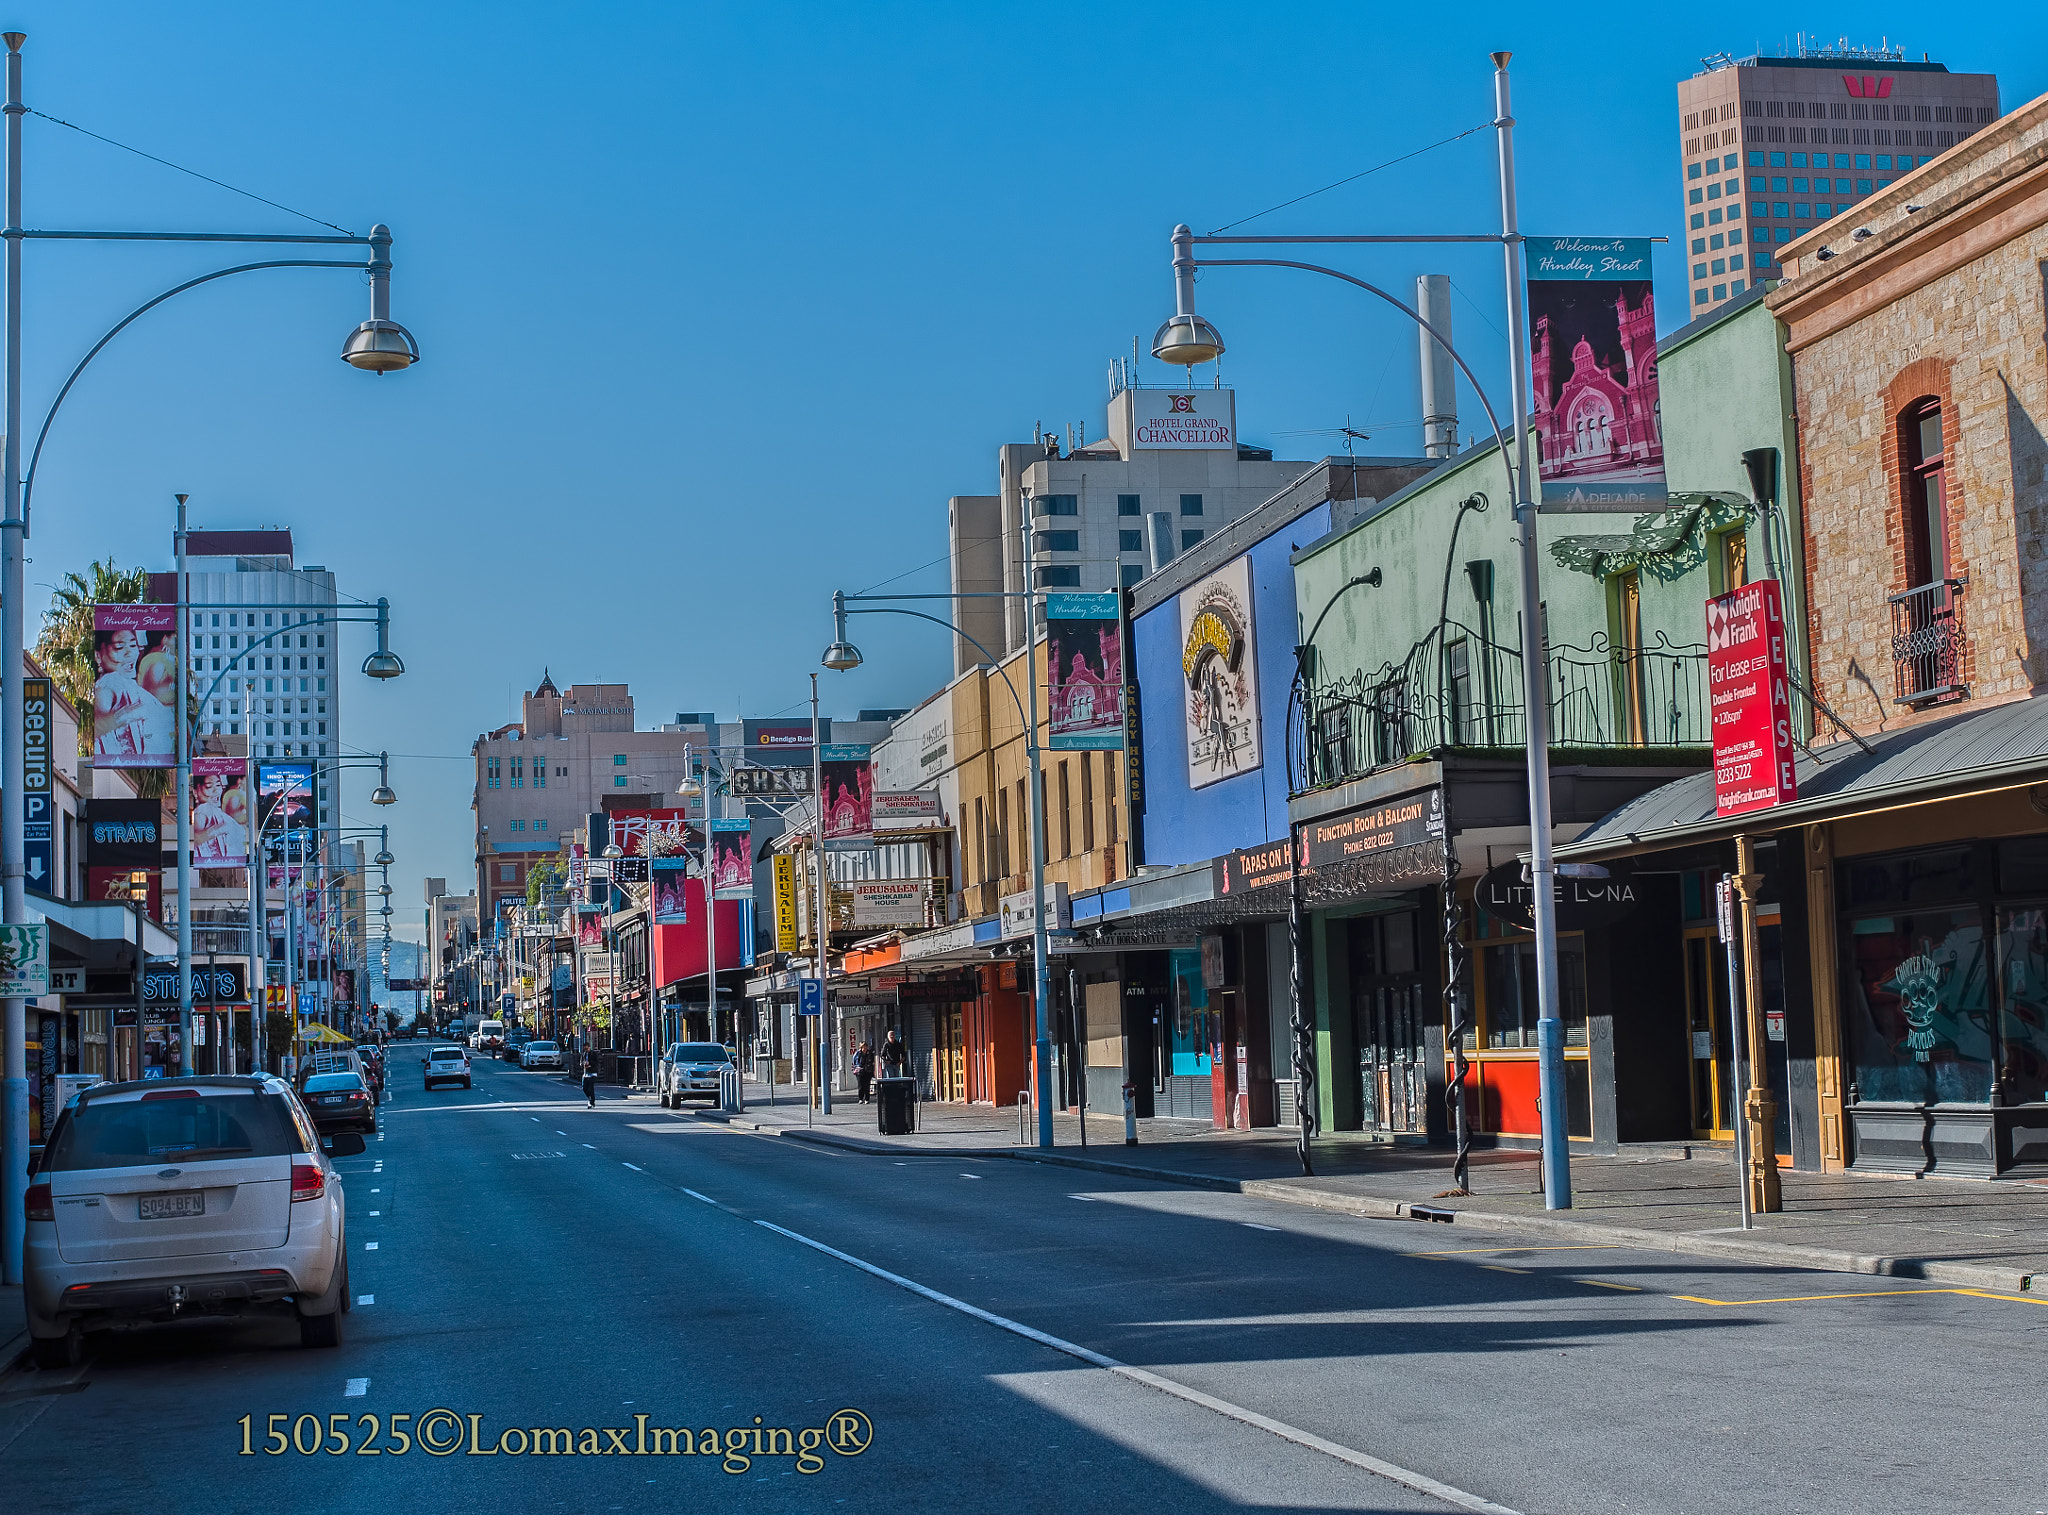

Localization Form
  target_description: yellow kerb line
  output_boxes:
[1673,1287,2044,1307]
[1478,1264,1530,1274]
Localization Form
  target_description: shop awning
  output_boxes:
[1559,696,2048,860]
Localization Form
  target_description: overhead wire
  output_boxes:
[27,106,357,236]
[1209,120,1493,235]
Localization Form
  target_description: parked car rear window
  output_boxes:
[430,1049,465,1060]
[676,1044,730,1062]
[527,1042,557,1053]
[303,1074,364,1093]
[42,1091,303,1172]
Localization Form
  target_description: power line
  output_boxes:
[28,107,357,237]
[1209,121,1493,235]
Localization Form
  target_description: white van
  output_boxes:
[473,1019,505,1051]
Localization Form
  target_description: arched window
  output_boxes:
[1902,398,1949,587]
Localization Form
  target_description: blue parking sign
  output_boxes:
[798,978,824,1017]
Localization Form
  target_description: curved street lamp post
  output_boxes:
[0,32,419,1283]
[1153,53,1572,1205]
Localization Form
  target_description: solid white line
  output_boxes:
[751,1219,1521,1515]
[622,1163,643,1172]
[344,1378,369,1397]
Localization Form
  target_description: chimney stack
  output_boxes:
[1417,274,1457,459]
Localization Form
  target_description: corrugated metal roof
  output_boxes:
[1562,696,2048,857]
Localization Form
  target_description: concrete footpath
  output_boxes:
[694,1085,2048,1294]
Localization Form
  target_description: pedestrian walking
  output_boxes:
[880,1029,907,1080]
[852,1042,874,1103]
[582,1050,599,1109]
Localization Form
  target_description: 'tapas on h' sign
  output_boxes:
[1706,579,1798,816]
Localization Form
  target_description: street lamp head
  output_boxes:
[1150,313,1225,369]
[374,849,394,866]
[602,843,623,860]
[822,640,863,672]
[362,648,405,678]
[342,317,420,374]
[370,784,398,807]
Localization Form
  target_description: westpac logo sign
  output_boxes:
[1843,76,1894,99]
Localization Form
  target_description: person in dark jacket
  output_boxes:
[852,1043,874,1103]
[582,1051,599,1109]
[880,1030,907,1080]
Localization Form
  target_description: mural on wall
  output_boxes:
[1178,556,1262,790]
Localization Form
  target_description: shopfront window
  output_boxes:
[1996,908,2048,1104]
[1482,936,1588,1048]
[1166,947,1211,1076]
[1842,908,1993,1103]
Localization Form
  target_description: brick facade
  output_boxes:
[1770,90,2048,734]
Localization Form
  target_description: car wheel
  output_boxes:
[30,1321,83,1370]
[341,1252,353,1313]
[297,1250,346,1348]
[462,1079,472,1089]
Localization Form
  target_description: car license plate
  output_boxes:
[319,1095,343,1104]
[139,1191,205,1220]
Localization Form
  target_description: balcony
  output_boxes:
[1295,620,1711,794]
[1888,577,1967,706]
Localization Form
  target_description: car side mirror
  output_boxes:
[324,1132,367,1158]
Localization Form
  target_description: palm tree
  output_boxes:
[36,559,159,787]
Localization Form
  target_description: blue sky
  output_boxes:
[11,1,2046,927]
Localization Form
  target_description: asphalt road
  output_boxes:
[4,1054,2043,1514]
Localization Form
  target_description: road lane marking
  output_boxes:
[368,1211,381,1217]
[1478,1265,1528,1274]
[1575,1279,1641,1291]
[1405,1246,1613,1257]
[583,1143,598,1149]
[356,1296,375,1306]
[345,1379,369,1397]
[960,1174,981,1180]
[364,1242,378,1251]
[1243,1223,1280,1232]
[752,1218,1522,1515]
[683,1190,717,1204]
[1069,1195,1098,1201]
[623,1163,644,1172]
[1674,1287,2045,1308]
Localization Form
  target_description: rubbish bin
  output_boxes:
[876,1076,916,1136]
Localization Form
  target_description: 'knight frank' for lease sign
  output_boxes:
[1707,578,1798,817]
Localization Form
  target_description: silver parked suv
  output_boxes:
[24,1074,360,1366]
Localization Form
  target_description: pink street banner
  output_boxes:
[1525,236,1666,513]
[710,819,752,898]
[1046,592,1125,751]
[190,756,250,867]
[652,856,691,923]
[819,745,872,850]
[92,604,177,766]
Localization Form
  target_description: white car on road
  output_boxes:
[422,1045,472,1091]
[24,1074,359,1367]
[520,1041,562,1070]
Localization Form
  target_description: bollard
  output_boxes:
[1122,1082,1137,1146]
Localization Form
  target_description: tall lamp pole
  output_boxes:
[1154,52,1574,1206]
[1,30,419,1283]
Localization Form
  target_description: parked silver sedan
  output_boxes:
[24,1074,360,1367]
[520,1040,562,1070]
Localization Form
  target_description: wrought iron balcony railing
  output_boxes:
[1294,619,1710,795]
[1887,577,1966,706]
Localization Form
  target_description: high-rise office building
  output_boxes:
[181,528,343,827]
[1678,45,1999,315]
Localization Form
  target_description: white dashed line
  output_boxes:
[582,1144,597,1149]
[682,1189,716,1204]
[1069,1195,1098,1201]
[364,1242,379,1251]
[1243,1223,1280,1232]
[622,1163,643,1172]
[356,1295,375,1306]
[368,1211,381,1217]
[345,1378,369,1397]
[960,1173,982,1179]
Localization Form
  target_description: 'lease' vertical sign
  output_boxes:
[1707,579,1798,816]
